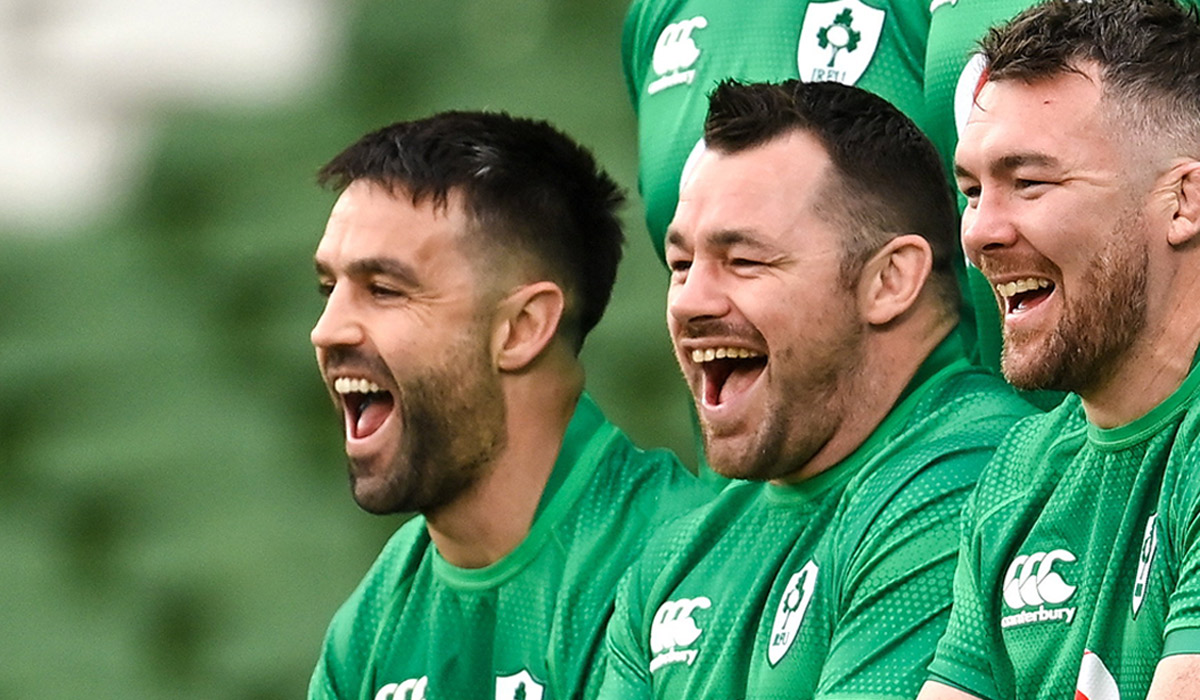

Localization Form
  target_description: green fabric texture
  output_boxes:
[929,358,1200,699]
[599,336,1036,699]
[308,395,712,700]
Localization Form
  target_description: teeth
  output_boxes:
[690,347,762,364]
[996,277,1052,299]
[334,377,384,395]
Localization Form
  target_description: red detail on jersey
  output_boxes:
[1076,649,1120,700]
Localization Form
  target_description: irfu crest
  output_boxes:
[797,0,885,85]
[816,9,861,68]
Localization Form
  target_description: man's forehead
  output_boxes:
[673,134,831,229]
[958,71,1109,168]
[316,180,472,267]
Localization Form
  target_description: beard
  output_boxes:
[1001,210,1149,395]
[349,328,507,516]
[694,295,865,482]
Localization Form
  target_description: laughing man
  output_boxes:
[920,2,1200,698]
[598,79,1035,700]
[306,112,710,700]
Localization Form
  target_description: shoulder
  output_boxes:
[621,0,689,83]
[586,430,714,527]
[832,369,1036,549]
[332,518,431,623]
[619,480,765,594]
[312,518,433,689]
[916,366,1039,439]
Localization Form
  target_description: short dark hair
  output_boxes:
[980,0,1200,156]
[318,111,626,350]
[702,79,959,309]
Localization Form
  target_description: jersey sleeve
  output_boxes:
[307,522,425,700]
[596,559,656,700]
[1163,434,1200,655]
[815,443,994,700]
[925,488,1002,700]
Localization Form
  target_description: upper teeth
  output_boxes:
[996,278,1052,299]
[334,377,383,394]
[691,347,762,363]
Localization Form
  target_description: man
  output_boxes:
[920,2,1200,698]
[307,111,710,700]
[599,79,1034,699]
[923,0,1200,383]
[622,0,991,484]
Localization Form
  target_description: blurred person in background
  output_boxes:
[599,79,1034,699]
[307,110,710,700]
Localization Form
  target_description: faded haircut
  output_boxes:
[980,0,1200,159]
[318,111,626,351]
[702,79,960,312]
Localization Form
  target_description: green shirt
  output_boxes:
[600,337,1036,699]
[308,395,712,700]
[622,0,932,262]
[928,360,1200,700]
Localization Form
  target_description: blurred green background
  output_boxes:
[0,1,694,697]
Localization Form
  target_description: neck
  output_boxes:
[1081,273,1200,427]
[777,311,956,483]
[425,361,584,569]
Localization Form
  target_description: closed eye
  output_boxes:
[369,283,406,299]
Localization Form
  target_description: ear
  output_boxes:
[856,234,933,326]
[1167,161,1200,247]
[491,281,566,372]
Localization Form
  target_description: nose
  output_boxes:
[668,261,731,326]
[311,285,365,350]
[960,189,1019,267]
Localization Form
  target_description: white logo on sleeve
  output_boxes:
[649,596,711,671]
[1131,512,1159,618]
[1000,549,1078,628]
[767,560,819,666]
[648,16,708,95]
[495,669,544,700]
[1076,650,1120,700]
[374,677,428,700]
[797,0,884,85]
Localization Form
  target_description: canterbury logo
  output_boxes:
[1003,549,1077,608]
[649,596,710,671]
[374,677,427,700]
[648,17,707,95]
[1000,549,1078,628]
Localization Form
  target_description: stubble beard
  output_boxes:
[351,330,507,516]
[701,302,864,482]
[1001,212,1149,395]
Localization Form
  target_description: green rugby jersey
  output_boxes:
[928,361,1200,700]
[599,336,1036,699]
[308,395,712,700]
[623,0,932,262]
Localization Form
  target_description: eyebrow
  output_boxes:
[955,152,1060,180]
[665,228,768,251]
[314,256,420,287]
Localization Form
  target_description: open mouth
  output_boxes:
[334,377,395,440]
[690,347,767,407]
[996,277,1054,315]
